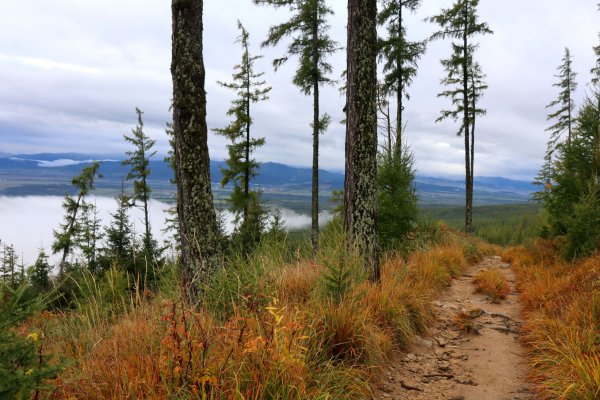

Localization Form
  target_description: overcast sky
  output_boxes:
[0,0,598,180]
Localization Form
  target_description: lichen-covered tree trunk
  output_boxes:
[344,0,380,282]
[171,0,221,303]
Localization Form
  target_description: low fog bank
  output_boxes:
[0,196,331,266]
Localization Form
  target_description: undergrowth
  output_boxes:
[505,241,600,399]
[19,221,493,399]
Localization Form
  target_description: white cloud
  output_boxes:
[0,0,598,179]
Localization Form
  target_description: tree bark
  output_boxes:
[345,0,379,282]
[462,3,472,233]
[396,0,403,155]
[311,8,320,260]
[244,59,251,222]
[171,0,221,303]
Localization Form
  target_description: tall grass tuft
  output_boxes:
[512,247,600,399]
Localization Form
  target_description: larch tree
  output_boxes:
[214,21,270,254]
[345,0,380,282]
[171,0,221,302]
[254,0,338,259]
[377,0,426,151]
[428,0,492,232]
[52,162,101,278]
[123,108,156,257]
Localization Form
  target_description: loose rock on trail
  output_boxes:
[373,256,536,400]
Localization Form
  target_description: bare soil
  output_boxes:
[373,256,536,400]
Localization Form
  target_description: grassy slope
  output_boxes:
[27,223,499,399]
[504,244,600,399]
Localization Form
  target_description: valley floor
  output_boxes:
[373,256,536,400]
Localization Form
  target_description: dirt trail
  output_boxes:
[373,256,536,400]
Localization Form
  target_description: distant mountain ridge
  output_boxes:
[0,153,536,205]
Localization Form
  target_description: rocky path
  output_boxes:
[373,256,536,400]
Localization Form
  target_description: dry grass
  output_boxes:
[41,230,489,399]
[511,248,600,399]
[453,308,484,334]
[473,269,509,302]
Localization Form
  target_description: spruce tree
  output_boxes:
[1,244,17,287]
[123,108,156,258]
[546,48,578,153]
[214,21,270,254]
[171,0,221,302]
[29,249,51,291]
[535,48,577,197]
[428,0,492,232]
[254,0,338,259]
[52,162,101,278]
[377,0,426,151]
[345,0,380,281]
[76,201,103,274]
[104,181,134,265]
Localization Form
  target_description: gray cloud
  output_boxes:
[0,0,598,179]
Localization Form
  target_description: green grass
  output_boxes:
[422,203,543,246]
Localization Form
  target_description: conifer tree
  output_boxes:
[546,48,578,153]
[104,181,134,265]
[345,0,380,281]
[377,0,426,150]
[52,162,101,278]
[535,49,577,196]
[214,21,270,254]
[76,201,103,274]
[254,0,338,259]
[123,108,156,257]
[29,249,51,291]
[1,244,17,286]
[428,0,492,232]
[171,0,221,302]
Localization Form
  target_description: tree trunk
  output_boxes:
[142,173,151,248]
[171,0,221,303]
[345,0,379,282]
[244,65,251,223]
[311,10,320,260]
[462,4,472,233]
[395,0,403,155]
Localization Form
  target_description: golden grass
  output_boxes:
[512,249,600,399]
[473,269,509,302]
[42,232,489,399]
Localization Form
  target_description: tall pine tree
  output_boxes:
[214,21,270,254]
[377,0,426,151]
[345,0,380,281]
[171,0,221,302]
[428,0,492,232]
[254,0,338,259]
